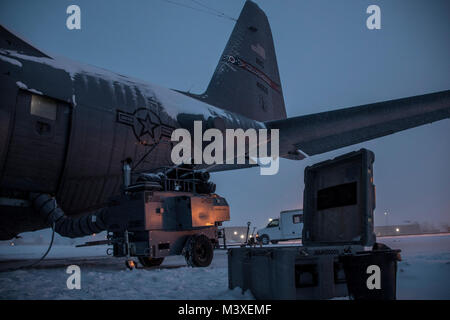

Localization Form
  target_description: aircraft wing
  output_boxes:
[266,90,450,159]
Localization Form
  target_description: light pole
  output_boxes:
[384,211,389,226]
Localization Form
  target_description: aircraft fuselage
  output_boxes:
[0,49,263,238]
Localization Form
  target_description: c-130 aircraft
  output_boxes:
[0,1,449,240]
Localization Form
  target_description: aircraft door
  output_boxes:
[1,90,71,193]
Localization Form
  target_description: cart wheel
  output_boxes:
[138,257,165,267]
[125,259,136,270]
[260,234,270,245]
[183,234,214,267]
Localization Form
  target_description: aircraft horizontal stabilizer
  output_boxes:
[266,90,450,159]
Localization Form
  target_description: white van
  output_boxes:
[257,209,303,245]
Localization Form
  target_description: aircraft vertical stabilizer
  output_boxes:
[182,0,287,122]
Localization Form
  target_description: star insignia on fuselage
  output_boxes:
[137,113,157,138]
[117,108,162,146]
[117,106,174,147]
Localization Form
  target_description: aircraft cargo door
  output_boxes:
[2,90,71,193]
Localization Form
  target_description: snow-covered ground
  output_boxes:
[0,234,448,300]
[382,234,450,299]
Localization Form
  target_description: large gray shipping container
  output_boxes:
[228,149,383,300]
[228,246,349,299]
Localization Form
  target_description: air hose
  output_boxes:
[0,194,109,273]
[29,193,108,238]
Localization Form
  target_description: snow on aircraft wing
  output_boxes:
[266,90,450,159]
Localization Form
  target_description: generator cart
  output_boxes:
[80,164,230,269]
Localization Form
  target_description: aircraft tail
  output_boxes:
[182,1,287,122]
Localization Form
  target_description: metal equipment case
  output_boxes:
[228,149,386,299]
[302,148,376,247]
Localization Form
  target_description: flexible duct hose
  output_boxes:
[30,193,108,238]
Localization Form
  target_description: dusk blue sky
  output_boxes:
[1,0,449,231]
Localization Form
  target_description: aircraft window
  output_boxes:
[267,219,279,228]
[30,94,57,120]
[293,214,303,224]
